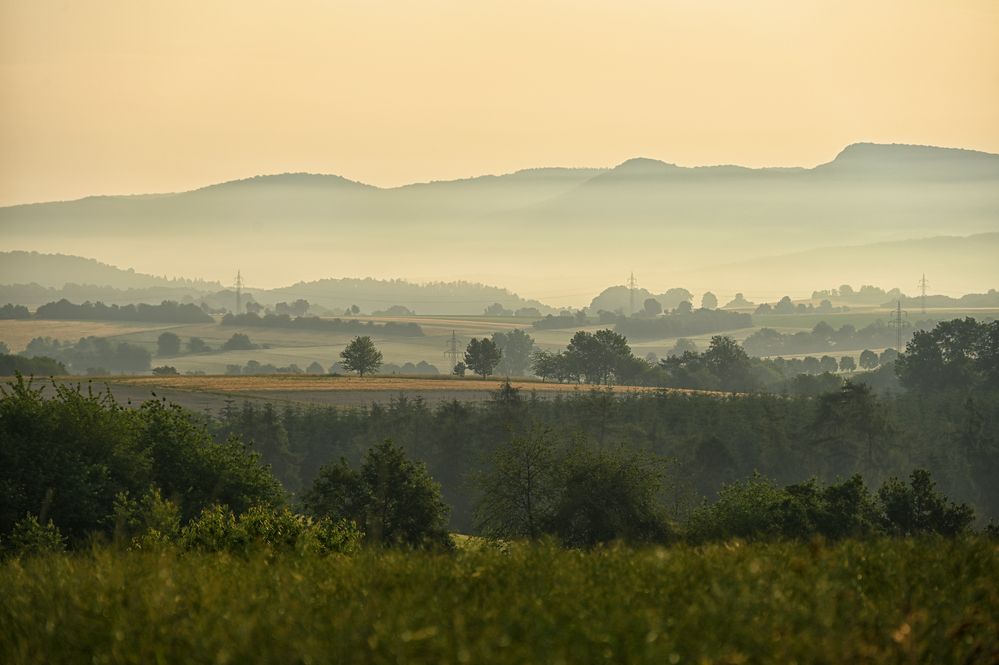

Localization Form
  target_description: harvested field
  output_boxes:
[104,374,667,394]
[34,374,720,413]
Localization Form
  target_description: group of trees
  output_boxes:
[452,330,538,379]
[273,299,310,317]
[476,427,975,546]
[686,470,973,541]
[754,296,848,316]
[380,361,441,376]
[615,308,751,340]
[0,354,66,376]
[214,373,998,534]
[532,311,588,330]
[6,376,989,557]
[156,332,213,356]
[0,378,283,548]
[226,360,310,376]
[476,428,674,546]
[812,284,904,305]
[588,286,693,315]
[531,330,649,385]
[660,336,759,392]
[0,304,30,319]
[896,318,999,392]
[303,441,452,549]
[889,289,999,309]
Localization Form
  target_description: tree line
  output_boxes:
[743,320,933,356]
[33,299,213,323]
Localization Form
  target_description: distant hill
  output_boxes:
[1,143,996,300]
[0,251,221,291]
[0,252,556,315]
[263,278,556,316]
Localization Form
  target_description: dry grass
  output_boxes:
[0,320,177,352]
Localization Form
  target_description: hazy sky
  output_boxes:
[2,0,999,206]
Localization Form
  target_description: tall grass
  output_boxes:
[1,539,996,664]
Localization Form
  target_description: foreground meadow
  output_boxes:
[2,539,996,664]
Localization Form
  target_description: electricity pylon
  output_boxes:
[888,299,908,351]
[628,271,638,315]
[234,270,243,315]
[918,274,929,314]
[444,330,462,370]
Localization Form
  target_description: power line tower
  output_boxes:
[627,271,638,315]
[234,270,243,315]
[917,273,929,314]
[888,299,908,351]
[444,330,462,370]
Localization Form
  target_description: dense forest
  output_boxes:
[7,318,994,545]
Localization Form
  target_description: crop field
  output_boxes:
[1,539,996,665]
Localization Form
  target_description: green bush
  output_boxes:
[179,504,361,555]
[0,377,284,546]
[4,514,66,556]
[687,471,973,542]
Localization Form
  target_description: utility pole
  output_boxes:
[234,270,243,315]
[888,299,908,351]
[627,271,638,316]
[918,274,929,314]
[444,330,462,371]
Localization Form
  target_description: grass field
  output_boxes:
[1,539,996,664]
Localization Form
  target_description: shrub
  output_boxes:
[178,504,361,555]
[4,514,66,556]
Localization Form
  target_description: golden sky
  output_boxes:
[1,0,998,206]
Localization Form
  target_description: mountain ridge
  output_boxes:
[3,143,996,208]
[2,142,996,301]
